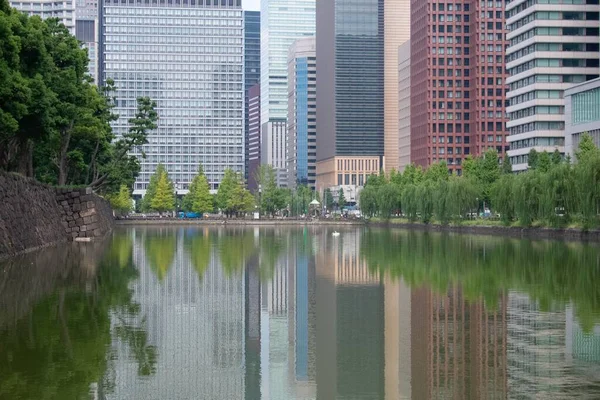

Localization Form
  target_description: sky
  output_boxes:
[243,0,260,10]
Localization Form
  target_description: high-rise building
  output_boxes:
[100,0,244,196]
[244,11,260,183]
[383,0,410,173]
[410,0,510,174]
[316,0,409,191]
[505,1,600,171]
[76,0,99,83]
[260,120,287,187]
[287,37,317,190]
[565,78,600,158]
[398,40,411,171]
[260,0,315,186]
[247,84,261,191]
[10,0,76,33]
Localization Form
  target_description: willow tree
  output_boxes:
[491,174,515,225]
[514,171,542,226]
[448,177,479,224]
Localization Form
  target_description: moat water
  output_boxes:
[1,226,600,399]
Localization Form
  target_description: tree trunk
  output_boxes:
[16,138,33,177]
[86,139,101,185]
[58,125,73,186]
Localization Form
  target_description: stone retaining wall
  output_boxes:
[0,171,114,259]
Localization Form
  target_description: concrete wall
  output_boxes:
[0,172,114,259]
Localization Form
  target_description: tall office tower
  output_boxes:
[260,0,315,187]
[100,0,244,196]
[316,0,383,191]
[316,0,409,191]
[287,37,317,191]
[398,40,411,171]
[505,0,600,171]
[247,84,261,191]
[410,0,510,175]
[10,0,76,33]
[244,11,260,183]
[76,0,99,83]
[383,0,410,173]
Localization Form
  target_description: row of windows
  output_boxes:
[431,124,472,134]
[432,14,471,23]
[431,101,471,110]
[145,135,242,145]
[571,87,600,124]
[509,121,565,135]
[432,112,471,120]
[507,42,600,63]
[432,68,470,77]
[105,7,241,17]
[432,90,471,99]
[106,51,241,63]
[431,35,470,44]
[509,11,599,31]
[106,89,243,101]
[432,80,470,88]
[105,60,243,70]
[509,58,600,76]
[104,26,242,35]
[139,146,242,154]
[106,41,242,51]
[506,0,592,20]
[105,33,240,44]
[431,135,469,144]
[105,16,241,25]
[509,105,564,120]
[510,137,565,149]
[509,89,562,106]
[431,47,470,55]
[431,24,470,34]
[510,27,600,48]
[116,80,243,90]
[509,73,597,91]
[431,3,471,11]
[113,118,242,127]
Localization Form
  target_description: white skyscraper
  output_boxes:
[101,0,244,195]
[9,0,76,33]
[260,0,315,186]
[505,0,600,171]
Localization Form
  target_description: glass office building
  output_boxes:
[244,11,260,182]
[287,37,316,190]
[100,0,244,195]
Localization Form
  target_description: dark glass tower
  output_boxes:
[316,0,384,161]
[244,11,261,182]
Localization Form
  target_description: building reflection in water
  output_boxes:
[103,226,600,400]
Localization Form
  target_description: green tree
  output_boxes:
[537,151,551,173]
[337,188,347,211]
[402,164,424,185]
[377,183,400,220]
[324,188,335,211]
[502,154,513,174]
[491,175,515,225]
[216,168,238,217]
[141,164,166,212]
[575,133,599,162]
[359,185,378,217]
[528,149,539,170]
[417,180,435,223]
[551,149,562,165]
[182,166,213,214]
[402,184,419,221]
[424,161,449,182]
[109,184,133,216]
[150,170,175,214]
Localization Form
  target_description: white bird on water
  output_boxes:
[332,231,340,237]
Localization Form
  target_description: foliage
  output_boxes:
[217,169,253,217]
[141,164,165,212]
[337,188,347,210]
[376,183,400,220]
[491,175,515,225]
[0,6,158,192]
[144,229,176,280]
[324,188,334,211]
[150,169,175,214]
[502,154,512,174]
[528,149,539,170]
[109,184,133,215]
[359,185,379,217]
[182,166,213,214]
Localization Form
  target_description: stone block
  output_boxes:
[91,214,98,223]
[73,198,80,204]
[76,217,84,226]
[71,232,79,239]
[61,200,68,206]
[80,225,87,232]
[93,228,103,237]
[72,226,79,232]
[68,220,76,228]
[56,195,65,201]
[72,203,81,212]
[83,216,93,225]
[85,187,93,195]
[87,201,95,209]
[71,191,80,198]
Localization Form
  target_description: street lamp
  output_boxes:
[258,184,262,216]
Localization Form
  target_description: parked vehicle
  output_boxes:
[178,212,202,219]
